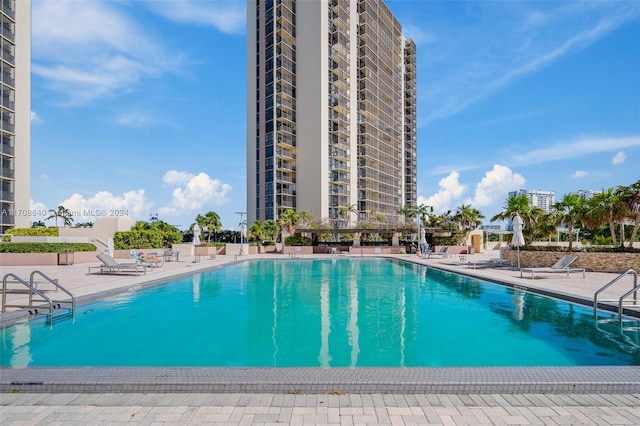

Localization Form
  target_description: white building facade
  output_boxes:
[1,0,30,233]
[247,0,417,226]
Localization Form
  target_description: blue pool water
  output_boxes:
[2,258,639,367]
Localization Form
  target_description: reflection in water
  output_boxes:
[348,277,360,367]
[192,274,201,303]
[512,291,525,321]
[8,322,32,367]
[2,259,639,367]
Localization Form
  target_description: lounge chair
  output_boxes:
[131,250,164,268]
[427,246,449,258]
[89,253,147,276]
[520,255,585,279]
[467,258,512,269]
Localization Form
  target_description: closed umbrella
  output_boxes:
[511,214,525,270]
[193,223,201,246]
[419,228,427,253]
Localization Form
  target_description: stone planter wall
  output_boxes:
[503,249,640,273]
[0,251,99,266]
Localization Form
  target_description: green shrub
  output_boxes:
[113,230,182,249]
[197,242,225,247]
[6,228,59,237]
[285,235,312,246]
[0,243,97,253]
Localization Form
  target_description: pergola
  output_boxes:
[293,227,449,246]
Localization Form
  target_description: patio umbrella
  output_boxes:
[511,214,525,270]
[192,223,201,246]
[419,228,427,252]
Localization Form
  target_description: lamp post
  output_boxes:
[235,211,247,255]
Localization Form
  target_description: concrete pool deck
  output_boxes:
[2,251,639,424]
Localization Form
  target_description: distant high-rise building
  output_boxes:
[1,0,30,233]
[247,0,417,226]
[508,189,555,213]
[573,189,599,200]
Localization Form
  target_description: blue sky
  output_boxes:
[29,0,640,231]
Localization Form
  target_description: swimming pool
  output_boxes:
[2,258,639,367]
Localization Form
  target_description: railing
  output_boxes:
[2,272,76,325]
[594,269,638,327]
[2,273,54,322]
[30,270,76,314]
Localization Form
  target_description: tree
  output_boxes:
[397,205,417,225]
[46,205,73,227]
[31,220,46,228]
[195,211,222,243]
[583,188,625,247]
[277,209,301,243]
[618,180,640,248]
[248,220,266,242]
[416,204,434,227]
[453,204,484,244]
[491,194,545,244]
[551,194,583,250]
[338,203,358,228]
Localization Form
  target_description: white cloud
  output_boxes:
[31,111,42,123]
[571,170,588,178]
[467,165,526,208]
[57,190,150,222]
[417,171,466,214]
[144,1,245,34]
[31,0,175,105]
[423,3,640,124]
[29,200,48,219]
[512,136,640,165]
[402,25,436,45]
[162,170,195,186]
[159,170,232,216]
[612,151,627,165]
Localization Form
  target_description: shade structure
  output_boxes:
[193,223,201,246]
[511,215,525,269]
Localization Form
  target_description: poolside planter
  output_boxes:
[57,250,74,265]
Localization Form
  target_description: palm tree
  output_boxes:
[416,204,433,227]
[31,220,46,228]
[195,211,222,243]
[397,205,417,225]
[338,203,358,228]
[248,220,266,242]
[491,194,545,244]
[277,209,301,243]
[583,188,625,246]
[618,180,640,248]
[46,205,73,227]
[263,219,279,242]
[551,194,583,250]
[453,204,485,244]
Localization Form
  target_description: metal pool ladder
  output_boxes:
[2,270,76,325]
[593,269,639,328]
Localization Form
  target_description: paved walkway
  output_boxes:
[3,392,640,425]
[2,251,640,424]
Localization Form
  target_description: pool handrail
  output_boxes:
[30,270,76,315]
[593,269,638,324]
[2,272,54,323]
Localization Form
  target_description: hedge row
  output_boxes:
[114,230,182,250]
[0,243,97,253]
[5,228,59,237]
[520,245,640,253]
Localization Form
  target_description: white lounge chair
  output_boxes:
[467,258,512,269]
[89,253,147,275]
[427,246,449,258]
[520,255,584,279]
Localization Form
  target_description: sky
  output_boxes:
[28,0,640,231]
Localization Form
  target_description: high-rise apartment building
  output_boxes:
[508,189,555,213]
[1,0,30,233]
[247,0,417,226]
